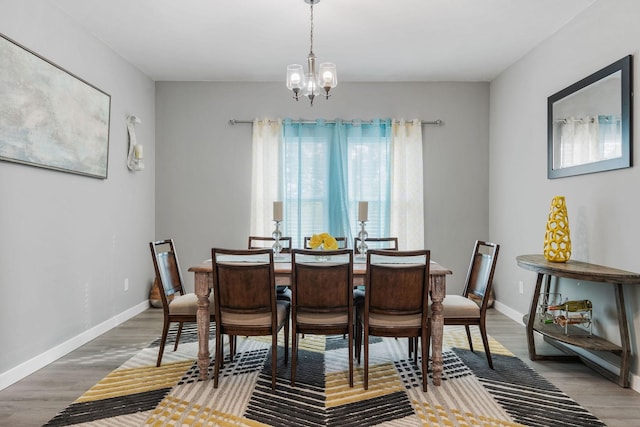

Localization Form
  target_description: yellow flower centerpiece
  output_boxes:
[309,232,339,250]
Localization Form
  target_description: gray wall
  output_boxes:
[155,81,490,294]
[490,0,640,384]
[0,0,155,386]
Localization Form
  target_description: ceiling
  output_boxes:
[50,0,596,83]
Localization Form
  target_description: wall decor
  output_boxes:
[547,55,632,179]
[0,33,111,179]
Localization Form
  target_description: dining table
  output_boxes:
[188,254,452,386]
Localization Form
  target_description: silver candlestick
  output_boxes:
[357,220,368,258]
[272,220,283,259]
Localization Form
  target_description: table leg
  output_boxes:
[614,283,630,387]
[526,273,544,360]
[194,272,211,380]
[430,274,446,386]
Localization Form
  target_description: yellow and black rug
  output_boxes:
[44,325,605,426]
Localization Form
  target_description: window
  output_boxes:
[281,119,392,248]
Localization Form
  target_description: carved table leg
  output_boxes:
[430,275,446,386]
[194,272,211,380]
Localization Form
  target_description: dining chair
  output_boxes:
[426,240,499,369]
[247,236,293,302]
[304,236,348,249]
[353,236,399,254]
[211,248,290,389]
[248,235,292,253]
[356,249,431,391]
[149,239,217,367]
[353,237,399,325]
[290,248,354,387]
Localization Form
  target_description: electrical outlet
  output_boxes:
[518,280,524,294]
[124,278,129,291]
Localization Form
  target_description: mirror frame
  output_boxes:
[547,55,633,179]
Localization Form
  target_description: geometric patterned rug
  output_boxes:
[43,325,606,426]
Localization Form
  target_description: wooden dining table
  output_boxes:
[189,255,452,386]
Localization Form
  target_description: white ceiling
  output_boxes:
[50,0,596,83]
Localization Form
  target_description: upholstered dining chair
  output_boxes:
[426,240,499,369]
[290,248,354,387]
[353,236,399,254]
[304,236,348,249]
[247,236,293,302]
[353,237,399,325]
[211,248,290,390]
[149,239,216,367]
[248,235,292,253]
[356,249,431,391]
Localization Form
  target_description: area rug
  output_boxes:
[44,324,605,426]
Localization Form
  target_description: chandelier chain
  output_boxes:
[309,2,314,53]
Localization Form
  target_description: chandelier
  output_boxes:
[286,0,337,106]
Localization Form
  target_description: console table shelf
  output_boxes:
[517,254,640,388]
[522,314,622,353]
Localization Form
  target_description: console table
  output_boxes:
[516,254,640,387]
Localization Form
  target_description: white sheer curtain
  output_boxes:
[390,119,424,249]
[250,118,282,236]
[555,117,599,168]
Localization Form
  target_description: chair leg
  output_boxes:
[291,328,297,387]
[271,332,277,390]
[364,329,369,390]
[465,325,474,352]
[284,315,289,365]
[425,319,432,364]
[355,313,362,364]
[213,328,222,388]
[156,320,170,367]
[348,326,354,388]
[420,331,428,392]
[479,321,494,369]
[173,322,184,351]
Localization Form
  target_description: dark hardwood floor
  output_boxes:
[0,308,638,426]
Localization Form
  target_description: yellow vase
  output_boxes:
[543,196,571,262]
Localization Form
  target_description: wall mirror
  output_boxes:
[548,55,632,179]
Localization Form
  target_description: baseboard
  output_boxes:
[492,299,640,394]
[493,300,524,325]
[0,300,149,392]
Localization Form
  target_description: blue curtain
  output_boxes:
[282,119,391,248]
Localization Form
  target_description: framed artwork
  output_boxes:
[0,33,111,179]
[547,55,632,179]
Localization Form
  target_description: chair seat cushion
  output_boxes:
[437,295,480,318]
[368,312,422,328]
[168,292,215,315]
[296,311,348,325]
[276,287,292,302]
[221,301,289,327]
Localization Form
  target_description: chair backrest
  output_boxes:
[304,236,348,249]
[462,240,500,310]
[149,239,185,310]
[365,249,430,317]
[354,237,399,252]
[248,235,292,253]
[211,248,276,321]
[291,249,353,314]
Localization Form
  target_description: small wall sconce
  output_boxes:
[127,115,144,171]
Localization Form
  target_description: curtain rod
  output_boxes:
[228,119,443,126]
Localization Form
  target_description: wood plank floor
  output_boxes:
[1,308,638,426]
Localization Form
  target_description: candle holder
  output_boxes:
[357,220,368,258]
[272,220,284,259]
